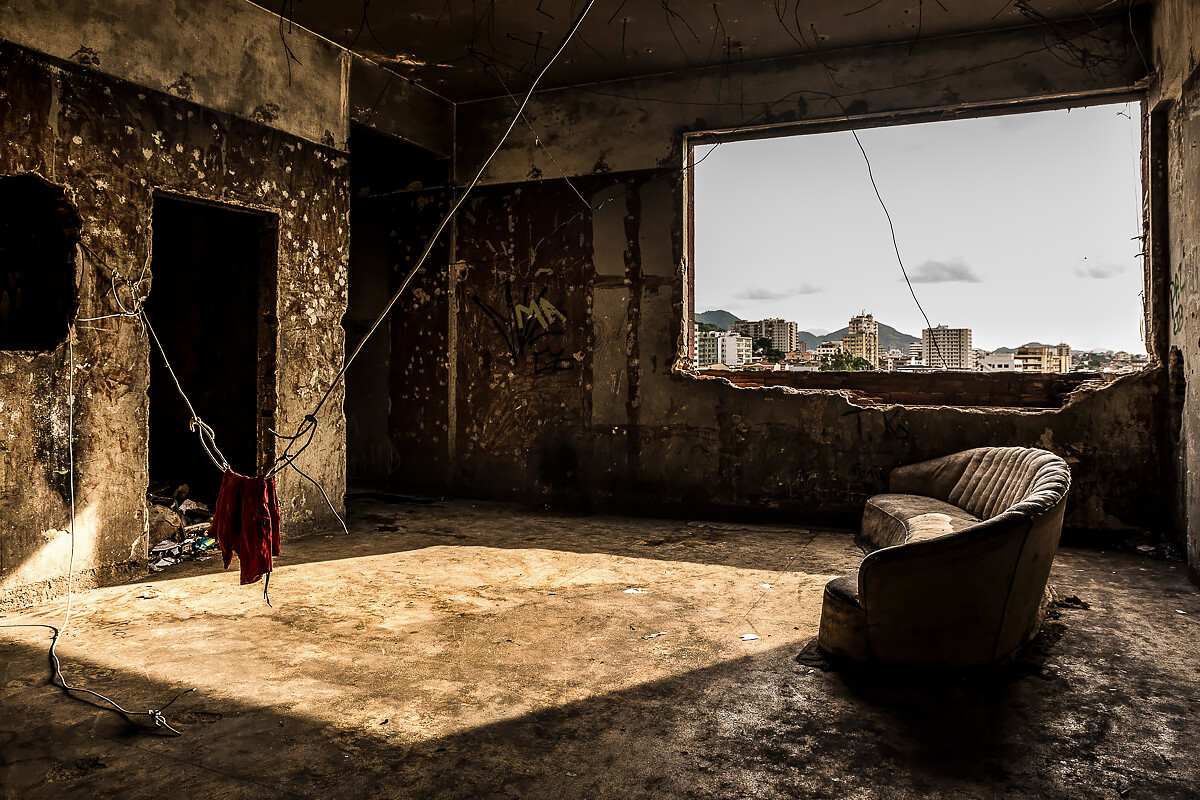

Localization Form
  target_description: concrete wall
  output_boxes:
[0,0,451,608]
[433,174,1165,532]
[1149,0,1200,579]
[0,0,454,154]
[457,18,1147,185]
[0,42,349,608]
[0,0,350,149]
[374,18,1170,537]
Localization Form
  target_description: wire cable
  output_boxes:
[140,310,232,473]
[270,0,598,469]
[0,325,196,735]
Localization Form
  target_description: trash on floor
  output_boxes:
[148,504,183,543]
[623,588,649,594]
[147,483,218,571]
[149,535,220,572]
[741,633,760,641]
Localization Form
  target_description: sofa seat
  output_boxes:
[859,494,982,552]
[817,446,1071,668]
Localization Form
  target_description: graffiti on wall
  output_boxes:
[1170,259,1188,336]
[473,282,574,375]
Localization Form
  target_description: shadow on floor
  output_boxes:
[2,615,1194,800]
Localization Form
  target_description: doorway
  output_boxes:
[146,195,277,504]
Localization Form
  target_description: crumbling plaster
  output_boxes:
[0,0,455,155]
[1149,0,1200,579]
[456,18,1146,186]
[442,173,1164,533]
[0,42,349,609]
[398,17,1169,535]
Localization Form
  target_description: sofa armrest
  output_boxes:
[857,513,1034,667]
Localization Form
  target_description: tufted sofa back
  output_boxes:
[890,446,1071,521]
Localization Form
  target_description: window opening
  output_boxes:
[689,102,1148,388]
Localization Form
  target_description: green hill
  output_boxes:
[819,322,920,352]
[694,310,742,330]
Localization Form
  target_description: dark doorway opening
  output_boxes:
[147,195,277,504]
[0,173,81,351]
[346,126,452,493]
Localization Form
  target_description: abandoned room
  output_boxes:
[0,0,1198,797]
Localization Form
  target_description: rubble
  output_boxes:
[148,504,183,543]
[146,485,216,571]
[148,535,218,572]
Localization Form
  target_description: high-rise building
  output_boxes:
[843,313,880,367]
[1054,343,1072,373]
[922,325,973,370]
[717,334,753,367]
[696,328,720,368]
[848,313,879,338]
[729,318,798,353]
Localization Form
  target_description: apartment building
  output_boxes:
[730,318,799,353]
[922,325,974,370]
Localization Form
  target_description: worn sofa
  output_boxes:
[818,446,1071,668]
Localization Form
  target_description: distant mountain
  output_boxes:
[797,330,825,351]
[992,341,1053,354]
[696,311,919,351]
[695,309,742,330]
[818,322,920,352]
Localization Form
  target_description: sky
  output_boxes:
[693,102,1145,353]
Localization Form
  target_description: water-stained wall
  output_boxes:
[438,172,1166,533]
[0,43,349,608]
[402,14,1168,537]
[1148,0,1200,580]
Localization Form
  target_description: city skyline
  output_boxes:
[695,308,1132,354]
[693,103,1146,353]
[694,311,1142,375]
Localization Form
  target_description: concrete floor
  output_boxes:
[1,498,1198,799]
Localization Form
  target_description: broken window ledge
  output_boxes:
[675,366,1151,410]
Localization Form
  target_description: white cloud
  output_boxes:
[734,284,823,300]
[907,258,982,284]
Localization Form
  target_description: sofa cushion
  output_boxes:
[858,493,981,552]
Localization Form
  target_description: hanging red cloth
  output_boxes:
[210,470,281,585]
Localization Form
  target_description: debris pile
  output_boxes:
[150,535,218,571]
[147,483,217,572]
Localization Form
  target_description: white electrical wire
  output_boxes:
[270,0,599,469]
[0,324,196,734]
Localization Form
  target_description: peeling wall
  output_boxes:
[0,43,349,608]
[0,0,455,155]
[0,0,350,149]
[1149,0,1200,580]
[457,18,1147,185]
[443,173,1165,533]
[415,20,1165,536]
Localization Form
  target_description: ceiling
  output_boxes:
[261,0,1147,102]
